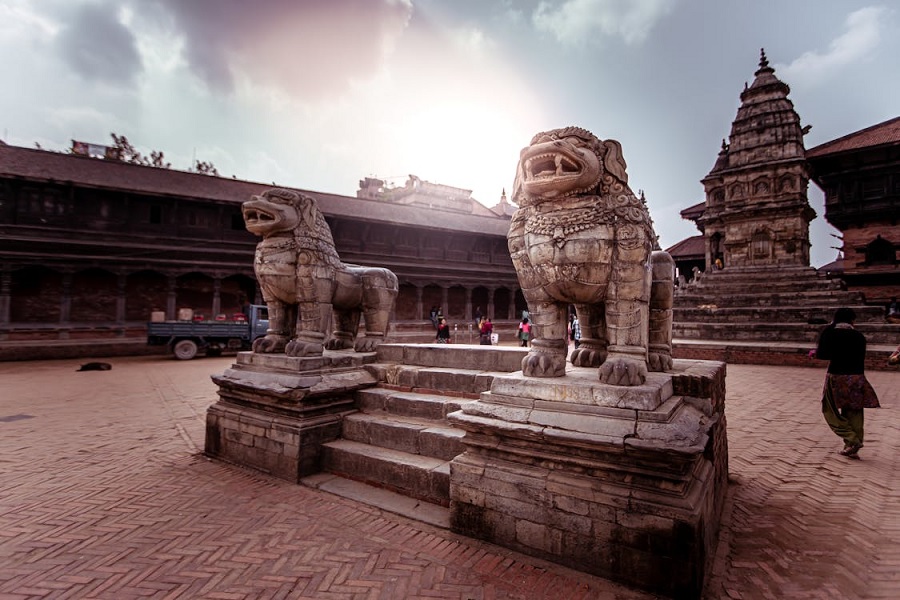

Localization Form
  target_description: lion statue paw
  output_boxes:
[599,357,647,386]
[522,352,567,378]
[325,337,354,351]
[570,342,607,368]
[353,336,382,353]
[285,339,324,357]
[252,335,288,354]
[648,351,673,373]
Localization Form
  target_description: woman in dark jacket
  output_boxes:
[813,307,880,458]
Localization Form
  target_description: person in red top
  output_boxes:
[479,318,493,345]
[435,317,451,343]
[812,307,880,458]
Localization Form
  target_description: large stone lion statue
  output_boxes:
[242,188,398,357]
[508,127,674,386]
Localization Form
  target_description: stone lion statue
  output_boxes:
[242,188,399,357]
[508,126,674,386]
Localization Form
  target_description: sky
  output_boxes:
[1,0,898,267]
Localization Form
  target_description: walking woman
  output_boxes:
[812,307,880,458]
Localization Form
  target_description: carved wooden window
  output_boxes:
[779,176,795,192]
[730,184,743,199]
[861,177,885,200]
[752,231,771,259]
[865,236,895,265]
[753,179,769,194]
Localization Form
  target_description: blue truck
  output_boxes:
[147,305,269,360]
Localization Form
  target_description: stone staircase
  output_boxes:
[674,266,898,345]
[301,344,528,525]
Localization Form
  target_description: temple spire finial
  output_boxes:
[759,47,768,69]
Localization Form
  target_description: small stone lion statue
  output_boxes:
[508,127,674,386]
[242,188,399,357]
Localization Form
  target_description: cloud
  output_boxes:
[532,0,675,46]
[776,6,890,87]
[54,1,143,86]
[150,0,413,99]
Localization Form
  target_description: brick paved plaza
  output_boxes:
[1,355,898,599]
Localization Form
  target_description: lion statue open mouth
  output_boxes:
[243,188,398,357]
[508,127,674,386]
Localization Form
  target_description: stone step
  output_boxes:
[376,343,528,372]
[683,278,844,294]
[674,321,900,345]
[355,387,474,421]
[341,412,466,461]
[674,305,885,323]
[300,472,450,529]
[320,438,451,506]
[366,363,510,396]
[674,289,866,308]
[674,321,821,343]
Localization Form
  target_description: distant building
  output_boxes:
[0,144,523,343]
[806,117,900,305]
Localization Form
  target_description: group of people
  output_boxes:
[430,306,496,345]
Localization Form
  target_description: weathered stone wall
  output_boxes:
[449,361,728,598]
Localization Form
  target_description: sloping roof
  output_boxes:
[680,201,706,221]
[0,144,511,236]
[665,235,705,258]
[806,116,900,158]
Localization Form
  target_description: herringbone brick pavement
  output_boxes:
[0,356,897,599]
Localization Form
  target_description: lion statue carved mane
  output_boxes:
[242,188,398,357]
[508,127,674,386]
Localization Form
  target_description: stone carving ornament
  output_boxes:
[508,127,674,385]
[243,188,398,357]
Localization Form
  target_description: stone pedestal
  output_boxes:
[205,350,377,482]
[447,359,727,599]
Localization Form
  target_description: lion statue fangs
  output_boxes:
[242,188,398,357]
[509,127,674,386]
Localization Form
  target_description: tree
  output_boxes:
[110,133,145,164]
[149,150,171,169]
[194,160,219,176]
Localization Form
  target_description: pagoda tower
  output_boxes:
[697,49,815,269]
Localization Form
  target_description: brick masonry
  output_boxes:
[2,355,899,599]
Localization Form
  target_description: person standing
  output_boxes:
[479,317,493,345]
[435,317,451,343]
[812,307,880,458]
[517,317,531,347]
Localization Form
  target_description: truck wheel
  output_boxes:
[173,339,199,360]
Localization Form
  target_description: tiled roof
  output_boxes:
[665,235,705,258]
[0,144,510,236]
[806,116,900,158]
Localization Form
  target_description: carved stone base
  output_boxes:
[448,360,727,599]
[205,351,377,482]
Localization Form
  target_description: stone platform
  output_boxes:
[448,360,728,598]
[205,350,380,482]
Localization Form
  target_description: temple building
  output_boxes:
[695,49,815,270]
[668,50,897,362]
[0,141,523,347]
[806,117,900,305]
